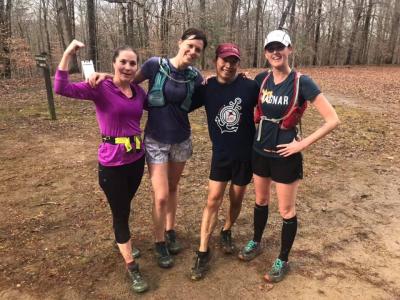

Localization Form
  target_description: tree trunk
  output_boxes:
[58,0,80,72]
[120,4,127,44]
[55,0,67,51]
[160,0,167,55]
[279,0,296,29]
[142,2,149,47]
[345,0,364,65]
[245,0,251,65]
[42,0,52,66]
[87,0,97,67]
[136,5,143,48]
[229,0,240,41]
[387,0,400,63]
[166,0,173,54]
[68,0,75,37]
[253,0,262,67]
[199,0,206,69]
[312,0,322,65]
[357,0,373,64]
[127,1,134,47]
[0,0,11,78]
[184,0,190,28]
[39,0,45,51]
[289,0,296,33]
[334,0,346,65]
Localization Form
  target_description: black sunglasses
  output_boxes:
[265,43,286,53]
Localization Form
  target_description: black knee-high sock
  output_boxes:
[279,215,298,262]
[253,204,269,243]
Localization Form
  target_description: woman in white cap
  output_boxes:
[238,29,340,283]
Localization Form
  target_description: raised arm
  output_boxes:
[277,93,340,157]
[54,40,98,100]
[58,40,84,71]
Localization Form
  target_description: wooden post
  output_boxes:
[35,53,57,120]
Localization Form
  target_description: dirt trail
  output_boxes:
[0,67,399,299]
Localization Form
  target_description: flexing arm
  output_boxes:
[276,93,340,157]
[58,40,84,71]
[54,40,98,100]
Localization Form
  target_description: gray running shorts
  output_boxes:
[144,135,193,164]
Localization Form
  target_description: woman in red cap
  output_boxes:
[189,43,259,280]
[238,29,340,283]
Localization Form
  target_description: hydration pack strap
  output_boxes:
[256,71,301,142]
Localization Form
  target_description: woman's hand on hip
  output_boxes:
[276,139,305,157]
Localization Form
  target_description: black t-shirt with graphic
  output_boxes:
[254,70,321,158]
[191,76,259,161]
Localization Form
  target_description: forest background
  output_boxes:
[1,0,400,299]
[0,0,400,79]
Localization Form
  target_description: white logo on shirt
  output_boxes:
[215,98,242,133]
[261,89,289,105]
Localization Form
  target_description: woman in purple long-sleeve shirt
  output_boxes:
[54,40,148,293]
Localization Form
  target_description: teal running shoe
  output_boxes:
[238,240,261,261]
[264,258,290,283]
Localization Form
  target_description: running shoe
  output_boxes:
[190,250,212,281]
[155,242,174,268]
[220,228,235,254]
[264,258,290,283]
[165,230,182,255]
[238,240,262,261]
[127,263,149,293]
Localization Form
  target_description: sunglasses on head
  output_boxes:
[265,43,286,53]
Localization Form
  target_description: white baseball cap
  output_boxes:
[264,30,292,48]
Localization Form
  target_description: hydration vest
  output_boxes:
[147,57,198,112]
[255,71,307,141]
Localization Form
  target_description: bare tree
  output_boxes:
[387,0,400,63]
[120,3,128,44]
[0,0,11,78]
[58,0,80,72]
[357,0,373,64]
[279,0,296,28]
[253,0,263,67]
[87,0,97,67]
[345,0,364,65]
[229,0,240,41]
[312,0,322,65]
[42,0,53,64]
[334,0,346,65]
[127,1,134,47]
[199,0,206,69]
[160,0,167,55]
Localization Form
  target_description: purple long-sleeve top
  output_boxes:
[54,69,146,166]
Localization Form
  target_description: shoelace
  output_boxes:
[272,259,284,273]
[244,240,257,252]
[132,270,143,284]
[157,244,169,257]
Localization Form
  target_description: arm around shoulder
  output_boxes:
[133,69,146,84]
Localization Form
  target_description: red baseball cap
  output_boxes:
[216,43,241,60]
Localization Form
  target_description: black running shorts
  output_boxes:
[252,150,303,184]
[209,156,253,186]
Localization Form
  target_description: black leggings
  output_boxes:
[98,155,145,243]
